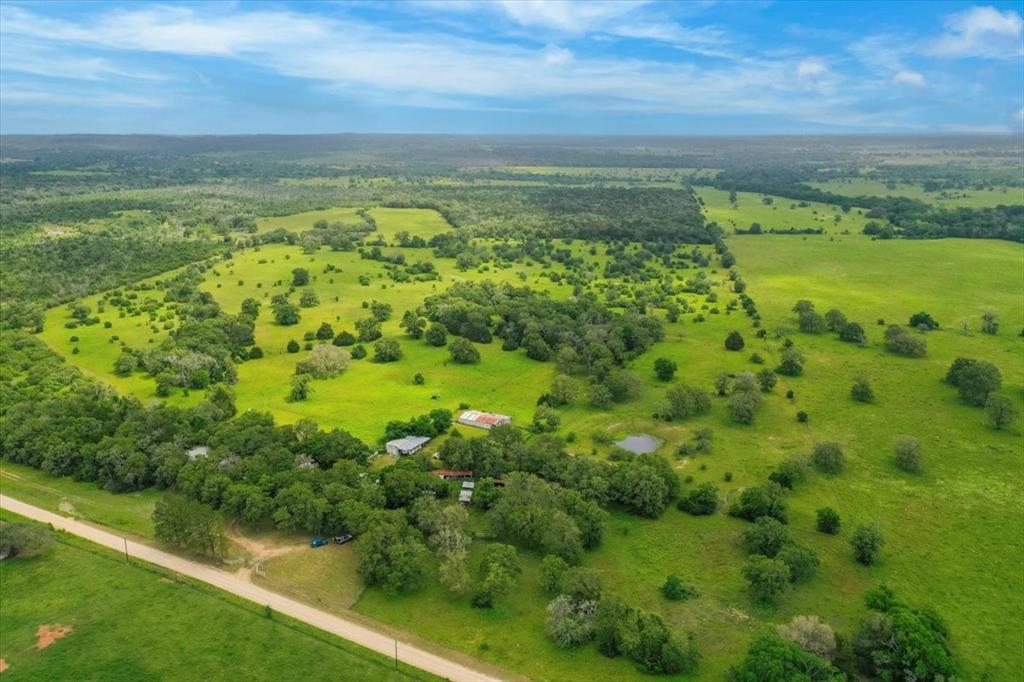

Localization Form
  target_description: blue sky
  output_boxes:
[1,0,1022,135]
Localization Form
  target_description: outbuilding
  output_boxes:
[386,435,431,456]
[457,410,511,430]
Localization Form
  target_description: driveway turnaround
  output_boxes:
[0,494,503,682]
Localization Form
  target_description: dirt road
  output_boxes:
[0,494,504,682]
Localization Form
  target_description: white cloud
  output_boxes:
[797,57,828,79]
[0,83,166,108]
[1016,106,1024,123]
[494,0,646,33]
[926,5,1024,59]
[542,45,573,65]
[892,70,925,87]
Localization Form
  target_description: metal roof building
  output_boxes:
[457,410,511,430]
[386,435,431,456]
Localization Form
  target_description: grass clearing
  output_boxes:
[696,186,870,233]
[0,512,438,682]
[0,462,161,539]
[810,178,1024,208]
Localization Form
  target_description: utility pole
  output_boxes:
[394,639,398,670]
[123,537,129,564]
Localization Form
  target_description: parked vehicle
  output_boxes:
[333,534,354,545]
[309,536,328,548]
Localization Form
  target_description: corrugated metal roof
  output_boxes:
[387,436,431,450]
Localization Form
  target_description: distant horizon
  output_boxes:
[1,1,1022,136]
[3,130,1021,139]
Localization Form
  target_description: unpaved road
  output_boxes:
[0,494,503,682]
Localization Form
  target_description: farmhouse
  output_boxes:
[457,410,511,430]
[386,435,431,456]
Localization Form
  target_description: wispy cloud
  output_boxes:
[925,5,1024,59]
[892,70,926,88]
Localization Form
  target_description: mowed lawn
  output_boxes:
[809,178,1024,208]
[696,186,871,234]
[0,514,437,682]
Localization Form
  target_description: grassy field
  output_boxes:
[809,178,1024,208]
[27,204,1024,680]
[37,221,643,442]
[0,513,437,682]
[696,187,871,234]
[254,206,452,242]
[0,462,161,539]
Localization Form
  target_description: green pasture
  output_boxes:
[0,513,437,682]
[27,205,1024,680]
[355,235,1023,681]
[0,462,161,539]
[696,187,871,234]
[809,178,1024,208]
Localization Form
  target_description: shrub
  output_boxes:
[295,345,350,379]
[286,339,300,353]
[768,457,807,490]
[884,325,926,357]
[559,567,603,602]
[796,410,808,423]
[350,344,367,359]
[985,394,1018,430]
[824,309,847,332]
[777,544,819,583]
[728,389,762,425]
[850,524,884,565]
[776,348,805,376]
[248,346,264,359]
[373,339,402,363]
[333,330,356,346]
[449,337,481,364]
[724,331,745,351]
[850,376,875,403]
[731,633,842,681]
[661,574,698,601]
[662,384,712,420]
[425,323,447,347]
[798,311,826,334]
[757,369,777,392]
[743,555,791,604]
[653,358,677,381]
[908,311,939,330]
[815,507,840,535]
[729,482,788,523]
[893,436,922,473]
[677,483,718,516]
[545,595,597,648]
[742,516,789,557]
[777,615,837,661]
[0,522,53,559]
[946,358,1001,406]
[811,442,844,475]
[853,590,958,681]
[839,321,866,344]
[539,555,569,595]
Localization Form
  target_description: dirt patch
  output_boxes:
[35,624,73,650]
[0,658,9,672]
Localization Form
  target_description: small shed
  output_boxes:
[457,410,511,430]
[458,480,476,505]
[386,435,431,456]
[185,446,210,461]
[613,434,663,455]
